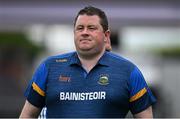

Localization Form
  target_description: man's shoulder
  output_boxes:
[44,51,76,63]
[50,51,76,59]
[107,52,133,64]
[106,52,135,69]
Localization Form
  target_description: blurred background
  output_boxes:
[0,0,180,117]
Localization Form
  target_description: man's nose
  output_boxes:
[81,28,89,35]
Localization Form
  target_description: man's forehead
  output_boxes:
[77,15,100,22]
[76,15,101,24]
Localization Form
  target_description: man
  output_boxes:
[20,6,156,118]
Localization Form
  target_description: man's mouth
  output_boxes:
[80,39,92,42]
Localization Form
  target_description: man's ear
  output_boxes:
[104,30,111,43]
[104,30,112,51]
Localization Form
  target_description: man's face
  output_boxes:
[74,15,107,57]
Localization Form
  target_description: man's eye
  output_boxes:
[89,27,95,29]
[76,27,83,31]
[89,27,96,30]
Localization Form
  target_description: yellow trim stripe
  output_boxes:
[130,87,147,102]
[32,82,45,97]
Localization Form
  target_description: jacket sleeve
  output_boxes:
[24,61,48,108]
[129,66,156,114]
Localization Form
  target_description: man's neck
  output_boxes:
[78,50,105,73]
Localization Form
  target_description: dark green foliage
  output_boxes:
[0,32,44,60]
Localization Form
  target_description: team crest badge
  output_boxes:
[98,74,109,85]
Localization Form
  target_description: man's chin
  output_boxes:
[77,49,94,56]
[78,47,92,51]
